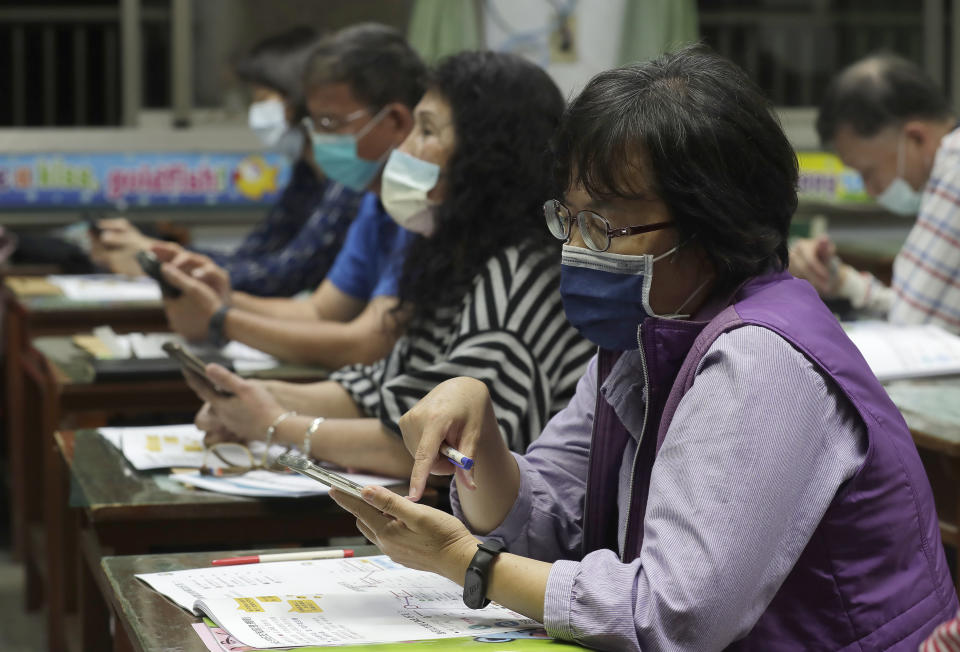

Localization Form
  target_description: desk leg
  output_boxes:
[113,622,135,652]
[78,539,111,652]
[45,426,71,652]
[5,299,27,562]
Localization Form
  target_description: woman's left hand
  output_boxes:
[331,485,479,584]
[183,363,286,444]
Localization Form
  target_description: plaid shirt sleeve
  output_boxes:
[890,129,960,333]
[920,610,960,652]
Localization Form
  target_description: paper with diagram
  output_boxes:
[136,555,538,648]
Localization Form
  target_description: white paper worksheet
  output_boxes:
[136,556,538,648]
[98,424,207,469]
[169,468,397,498]
[48,274,162,302]
[843,321,960,381]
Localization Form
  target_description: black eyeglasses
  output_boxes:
[543,199,674,252]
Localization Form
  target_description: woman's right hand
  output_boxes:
[398,376,503,502]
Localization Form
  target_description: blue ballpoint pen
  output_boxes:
[440,444,474,470]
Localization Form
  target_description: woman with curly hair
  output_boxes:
[186,51,594,476]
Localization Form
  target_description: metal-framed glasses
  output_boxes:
[199,442,291,477]
[302,108,368,134]
[543,199,674,252]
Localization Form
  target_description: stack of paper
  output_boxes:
[48,274,162,302]
[169,468,397,498]
[843,321,960,381]
[86,326,279,371]
[99,424,210,470]
[97,425,398,497]
[137,556,539,649]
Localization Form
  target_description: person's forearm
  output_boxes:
[264,380,364,419]
[439,547,549,624]
[275,415,413,478]
[229,291,318,321]
[223,309,396,367]
[456,430,522,535]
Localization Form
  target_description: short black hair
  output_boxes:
[816,53,953,146]
[232,26,321,120]
[554,44,798,288]
[303,23,426,110]
[396,51,565,324]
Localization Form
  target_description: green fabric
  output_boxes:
[407,0,481,63]
[618,0,699,65]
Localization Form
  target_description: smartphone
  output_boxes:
[135,250,182,298]
[83,213,103,237]
[276,452,365,498]
[161,341,234,397]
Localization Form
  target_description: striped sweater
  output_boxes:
[330,243,594,453]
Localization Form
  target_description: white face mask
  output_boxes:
[248,98,288,148]
[380,149,441,236]
[875,133,923,216]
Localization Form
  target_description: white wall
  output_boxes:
[483,0,627,100]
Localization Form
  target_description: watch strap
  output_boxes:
[207,304,231,347]
[463,540,505,609]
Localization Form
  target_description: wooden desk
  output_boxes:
[10,332,325,651]
[1,280,167,559]
[57,429,424,652]
[886,377,960,591]
[99,547,571,652]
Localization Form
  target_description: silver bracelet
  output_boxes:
[303,417,325,459]
[265,410,297,448]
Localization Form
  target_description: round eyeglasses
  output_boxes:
[543,199,674,252]
[200,442,291,477]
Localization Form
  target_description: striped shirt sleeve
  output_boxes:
[890,129,960,333]
[330,244,594,454]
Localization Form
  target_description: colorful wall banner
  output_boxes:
[0,152,292,209]
[797,151,869,203]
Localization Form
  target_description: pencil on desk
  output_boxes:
[212,549,354,566]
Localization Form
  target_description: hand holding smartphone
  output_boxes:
[136,250,182,298]
[83,213,103,238]
[162,341,234,397]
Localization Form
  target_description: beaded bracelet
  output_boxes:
[303,417,325,459]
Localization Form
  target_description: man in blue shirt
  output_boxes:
[158,23,424,369]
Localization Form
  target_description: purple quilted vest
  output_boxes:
[582,271,957,650]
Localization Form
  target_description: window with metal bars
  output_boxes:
[0,0,170,126]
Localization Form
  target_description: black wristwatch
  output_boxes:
[207,305,231,347]
[463,540,505,609]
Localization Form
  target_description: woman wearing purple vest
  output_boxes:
[331,45,958,650]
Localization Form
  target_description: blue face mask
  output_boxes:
[559,243,703,350]
[308,107,389,191]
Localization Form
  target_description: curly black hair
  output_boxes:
[396,51,564,325]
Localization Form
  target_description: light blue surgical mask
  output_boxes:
[875,133,923,216]
[248,98,287,147]
[381,149,441,236]
[559,243,706,350]
[306,107,390,191]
